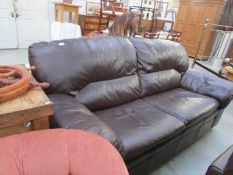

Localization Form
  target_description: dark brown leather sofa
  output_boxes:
[206,145,233,175]
[29,37,233,175]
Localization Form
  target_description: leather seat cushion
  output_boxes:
[94,99,185,159]
[142,88,219,124]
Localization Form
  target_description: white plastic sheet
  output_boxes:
[51,22,82,40]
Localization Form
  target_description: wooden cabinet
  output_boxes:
[174,0,225,59]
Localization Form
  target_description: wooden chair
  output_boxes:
[99,0,127,31]
[54,2,80,24]
[166,31,182,42]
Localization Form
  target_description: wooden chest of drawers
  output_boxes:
[79,15,109,36]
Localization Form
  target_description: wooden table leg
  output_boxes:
[59,6,65,23]
[55,9,58,21]
[32,117,49,131]
[69,12,72,23]
[75,8,79,24]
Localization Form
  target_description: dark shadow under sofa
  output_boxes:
[29,37,233,175]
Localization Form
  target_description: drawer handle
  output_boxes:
[24,121,31,128]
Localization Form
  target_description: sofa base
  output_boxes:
[127,110,223,175]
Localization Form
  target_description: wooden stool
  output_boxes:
[55,2,80,24]
[224,66,233,81]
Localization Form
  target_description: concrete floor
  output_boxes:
[1,49,233,175]
[0,49,29,66]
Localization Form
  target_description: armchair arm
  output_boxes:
[181,69,233,108]
[48,93,124,155]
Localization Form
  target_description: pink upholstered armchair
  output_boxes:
[0,129,129,175]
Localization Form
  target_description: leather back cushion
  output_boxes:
[129,38,189,74]
[140,69,181,96]
[29,37,137,93]
[76,75,140,111]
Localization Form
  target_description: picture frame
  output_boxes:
[86,2,100,15]
[141,0,169,18]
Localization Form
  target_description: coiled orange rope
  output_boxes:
[0,65,49,103]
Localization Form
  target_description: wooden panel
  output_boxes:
[82,15,109,36]
[142,19,163,28]
[0,87,53,128]
[0,85,53,139]
[85,24,99,30]
[0,87,51,116]
[174,23,185,32]
[181,41,206,58]
[32,117,49,130]
[85,25,107,31]
[182,5,202,42]
[0,121,32,138]
[84,17,108,23]
[175,0,225,59]
[140,19,172,32]
[175,4,189,24]
[174,4,189,32]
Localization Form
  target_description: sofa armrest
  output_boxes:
[181,69,233,108]
[206,145,233,175]
[48,94,124,155]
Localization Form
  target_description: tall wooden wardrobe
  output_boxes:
[174,0,225,59]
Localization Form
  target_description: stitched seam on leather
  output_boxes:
[134,43,143,97]
[177,54,188,72]
[141,98,186,123]
[130,39,144,98]
[137,74,143,97]
[141,92,218,124]
[145,39,157,72]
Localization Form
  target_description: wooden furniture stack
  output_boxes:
[80,15,109,36]
[79,0,128,36]
[174,0,225,59]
